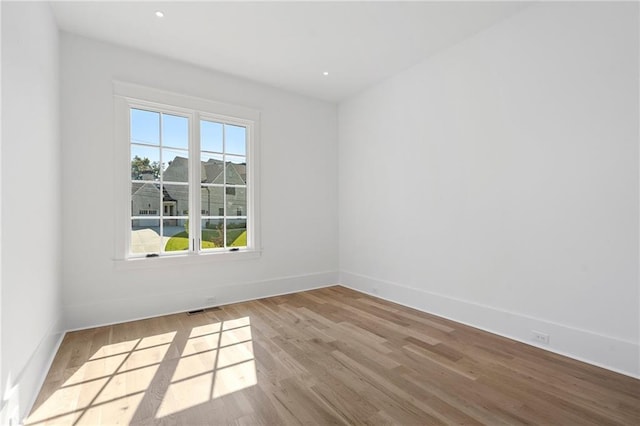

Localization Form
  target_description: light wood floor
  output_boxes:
[26,286,639,425]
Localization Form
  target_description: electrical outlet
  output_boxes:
[532,330,550,345]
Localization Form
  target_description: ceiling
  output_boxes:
[51,1,530,103]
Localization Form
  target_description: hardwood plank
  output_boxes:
[26,286,640,425]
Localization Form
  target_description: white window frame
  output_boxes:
[113,82,261,268]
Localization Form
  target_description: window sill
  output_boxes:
[113,249,261,271]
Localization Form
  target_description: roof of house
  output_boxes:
[132,156,246,198]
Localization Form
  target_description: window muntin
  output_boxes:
[127,103,254,258]
[199,119,247,251]
[130,108,190,256]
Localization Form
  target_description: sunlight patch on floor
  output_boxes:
[189,322,222,338]
[63,355,128,386]
[93,365,160,404]
[212,360,257,399]
[120,345,171,372]
[222,316,251,330]
[25,378,109,424]
[172,351,218,382]
[73,393,145,425]
[25,319,258,425]
[156,317,256,418]
[25,331,175,425]
[217,340,253,368]
[156,372,214,418]
[183,334,221,356]
[138,331,178,349]
[89,341,138,360]
[220,325,252,347]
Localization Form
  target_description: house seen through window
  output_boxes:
[129,105,251,257]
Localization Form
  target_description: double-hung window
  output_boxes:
[114,82,260,262]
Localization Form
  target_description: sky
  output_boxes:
[130,108,246,169]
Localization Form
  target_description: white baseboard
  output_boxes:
[340,271,640,379]
[0,316,65,425]
[64,270,339,331]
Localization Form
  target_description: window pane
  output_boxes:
[227,187,246,216]
[225,124,246,156]
[201,120,223,153]
[226,156,247,185]
[131,145,160,180]
[126,101,254,259]
[201,219,224,249]
[163,219,188,252]
[227,219,247,248]
[162,114,188,149]
[131,182,161,216]
[201,153,224,184]
[162,149,189,182]
[163,184,189,216]
[131,219,161,254]
[131,109,159,145]
[201,186,223,216]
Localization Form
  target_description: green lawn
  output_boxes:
[165,229,247,251]
[230,231,247,247]
[164,235,216,251]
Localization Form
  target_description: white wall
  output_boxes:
[61,34,339,330]
[339,2,639,377]
[1,2,64,422]
[0,0,3,420]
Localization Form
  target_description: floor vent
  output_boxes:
[186,309,205,315]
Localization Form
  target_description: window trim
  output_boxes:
[113,81,261,266]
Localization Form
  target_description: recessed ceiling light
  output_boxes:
[323,71,329,76]
[155,11,164,18]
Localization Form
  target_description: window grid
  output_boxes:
[129,106,249,257]
[199,119,247,252]
[130,109,191,255]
